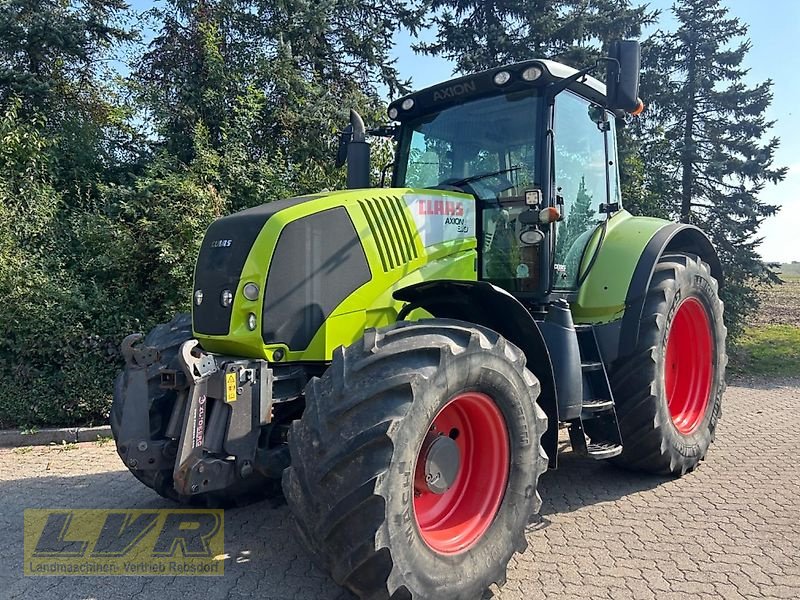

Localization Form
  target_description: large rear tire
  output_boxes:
[610,253,726,475]
[282,319,548,600]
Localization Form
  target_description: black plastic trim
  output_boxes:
[192,195,320,336]
[262,207,371,351]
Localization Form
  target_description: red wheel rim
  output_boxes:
[412,392,510,555]
[664,297,714,435]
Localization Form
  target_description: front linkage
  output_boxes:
[171,340,269,496]
[115,333,301,501]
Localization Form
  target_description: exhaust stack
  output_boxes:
[346,109,370,189]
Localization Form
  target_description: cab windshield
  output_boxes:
[394,91,542,200]
[394,91,543,293]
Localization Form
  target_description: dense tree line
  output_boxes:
[0,0,784,427]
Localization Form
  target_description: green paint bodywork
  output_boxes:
[194,188,477,361]
[571,209,670,324]
[193,188,673,361]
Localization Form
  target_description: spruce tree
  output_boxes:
[0,0,134,112]
[134,0,423,175]
[416,0,656,72]
[642,0,786,337]
[0,0,136,189]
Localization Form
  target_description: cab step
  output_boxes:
[587,441,623,460]
[571,324,624,459]
[582,398,615,413]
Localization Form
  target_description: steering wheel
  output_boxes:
[432,175,515,200]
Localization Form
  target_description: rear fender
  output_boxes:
[617,223,722,363]
[394,280,560,468]
[572,212,722,365]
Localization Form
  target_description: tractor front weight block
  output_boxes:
[116,333,180,472]
[115,335,276,498]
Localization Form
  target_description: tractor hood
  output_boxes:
[193,194,322,336]
[191,188,478,361]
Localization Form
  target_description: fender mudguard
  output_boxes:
[572,212,722,365]
[617,222,722,361]
[394,280,560,467]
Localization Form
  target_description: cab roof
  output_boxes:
[387,59,608,122]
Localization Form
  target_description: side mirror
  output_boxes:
[606,40,642,113]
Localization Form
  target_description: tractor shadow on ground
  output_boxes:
[2,449,674,600]
[535,441,671,520]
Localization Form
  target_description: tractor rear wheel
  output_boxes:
[282,319,548,600]
[610,253,726,475]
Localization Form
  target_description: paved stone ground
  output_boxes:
[1,378,799,600]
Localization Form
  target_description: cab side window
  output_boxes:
[552,91,609,289]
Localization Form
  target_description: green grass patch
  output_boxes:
[778,262,800,277]
[730,325,800,376]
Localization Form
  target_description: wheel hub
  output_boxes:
[415,432,461,494]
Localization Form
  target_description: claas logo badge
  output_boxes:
[24,509,224,576]
[417,198,464,217]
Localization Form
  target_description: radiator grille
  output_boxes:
[358,196,418,271]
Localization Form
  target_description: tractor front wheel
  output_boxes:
[610,253,726,475]
[282,319,548,600]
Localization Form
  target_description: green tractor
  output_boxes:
[112,40,726,599]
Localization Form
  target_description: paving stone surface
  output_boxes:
[1,378,798,599]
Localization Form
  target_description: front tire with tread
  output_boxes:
[282,319,548,600]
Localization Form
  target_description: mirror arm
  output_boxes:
[368,124,399,139]
[549,57,620,101]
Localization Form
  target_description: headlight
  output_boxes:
[243,282,259,301]
[522,66,543,81]
[493,71,511,85]
[401,98,415,110]
[247,313,257,331]
[388,107,399,120]
[220,289,233,308]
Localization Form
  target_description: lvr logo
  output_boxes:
[25,509,224,576]
[33,511,220,557]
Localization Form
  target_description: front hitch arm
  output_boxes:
[117,334,175,471]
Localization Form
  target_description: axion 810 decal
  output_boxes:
[404,194,476,248]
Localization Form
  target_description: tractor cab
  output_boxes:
[380,45,643,301]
